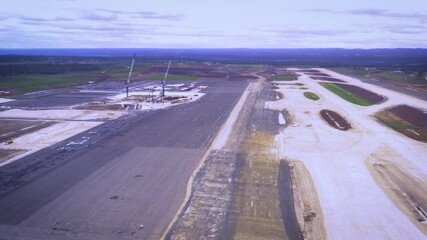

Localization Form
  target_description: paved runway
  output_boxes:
[0,79,248,239]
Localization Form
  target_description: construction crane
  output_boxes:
[160,60,172,98]
[125,54,136,98]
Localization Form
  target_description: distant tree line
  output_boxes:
[1,50,426,77]
[0,63,100,76]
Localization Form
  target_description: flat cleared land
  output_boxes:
[306,72,330,77]
[3,90,113,108]
[309,76,346,83]
[0,119,57,142]
[232,132,291,240]
[268,67,427,239]
[0,79,248,240]
[366,155,427,235]
[298,69,323,74]
[0,149,27,164]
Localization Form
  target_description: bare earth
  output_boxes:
[268,68,427,239]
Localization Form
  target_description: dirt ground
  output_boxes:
[167,73,307,240]
[389,105,427,128]
[319,109,352,130]
[288,160,326,240]
[366,146,427,235]
[0,119,57,142]
[232,131,287,240]
[0,149,27,164]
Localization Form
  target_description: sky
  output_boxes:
[0,0,426,48]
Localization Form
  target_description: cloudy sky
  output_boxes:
[0,0,426,48]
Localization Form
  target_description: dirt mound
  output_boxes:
[320,110,351,130]
[335,83,385,104]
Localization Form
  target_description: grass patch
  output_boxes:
[385,121,418,130]
[303,92,320,101]
[0,61,152,96]
[0,72,105,95]
[319,82,372,106]
[295,83,304,86]
[274,75,297,81]
[145,74,198,81]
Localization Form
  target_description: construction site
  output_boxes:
[0,55,426,240]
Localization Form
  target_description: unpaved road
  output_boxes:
[0,79,248,240]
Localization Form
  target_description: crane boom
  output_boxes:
[161,60,172,97]
[125,54,136,97]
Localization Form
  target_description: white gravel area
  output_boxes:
[0,98,15,104]
[0,121,101,167]
[0,109,126,121]
[267,68,427,239]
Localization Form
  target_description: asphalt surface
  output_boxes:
[0,79,248,239]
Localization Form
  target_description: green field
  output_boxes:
[384,121,418,130]
[0,59,157,96]
[303,92,320,101]
[145,74,198,81]
[319,82,373,106]
[274,75,297,81]
[0,72,101,95]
